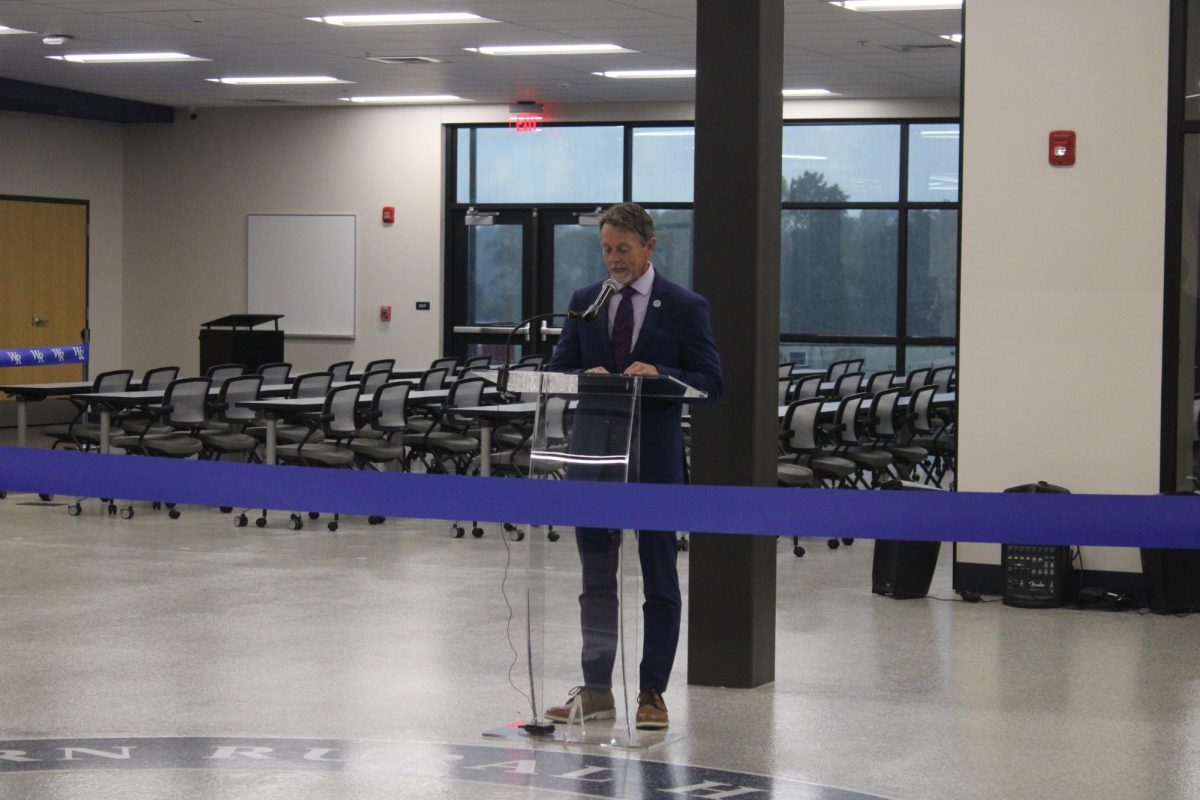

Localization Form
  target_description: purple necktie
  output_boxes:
[611,286,637,373]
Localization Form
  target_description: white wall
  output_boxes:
[957,0,1172,571]
[0,111,124,374]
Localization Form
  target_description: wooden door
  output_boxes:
[0,198,88,383]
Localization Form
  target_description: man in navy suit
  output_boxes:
[545,202,722,730]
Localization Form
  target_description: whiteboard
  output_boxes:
[247,214,356,338]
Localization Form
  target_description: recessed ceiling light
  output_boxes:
[593,69,694,79]
[40,34,72,45]
[940,33,963,43]
[0,25,35,35]
[47,52,209,63]
[341,95,467,104]
[466,44,633,56]
[207,76,350,85]
[783,88,838,97]
[306,12,497,26]
[830,0,962,10]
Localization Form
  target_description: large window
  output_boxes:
[447,119,958,371]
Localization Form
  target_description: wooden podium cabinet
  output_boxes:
[199,314,283,374]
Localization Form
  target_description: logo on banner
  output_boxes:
[51,348,65,362]
[6,352,20,366]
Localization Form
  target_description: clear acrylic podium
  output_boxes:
[474,368,706,749]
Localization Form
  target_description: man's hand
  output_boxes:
[587,367,610,374]
[623,361,659,376]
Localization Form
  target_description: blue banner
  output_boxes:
[0,344,88,368]
[1,446,1198,547]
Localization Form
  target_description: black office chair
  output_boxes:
[205,363,246,388]
[364,358,395,375]
[518,353,545,369]
[428,357,459,388]
[826,359,854,381]
[866,370,896,396]
[864,387,929,482]
[276,384,362,532]
[461,355,491,372]
[930,365,955,392]
[778,397,855,555]
[43,369,135,451]
[257,361,292,385]
[402,377,485,475]
[200,375,264,464]
[905,367,932,394]
[827,392,893,489]
[328,360,354,382]
[791,373,823,401]
[833,371,865,398]
[349,381,414,526]
[406,367,452,433]
[140,366,180,391]
[108,377,212,520]
[246,371,334,446]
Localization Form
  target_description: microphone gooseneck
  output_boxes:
[570,278,621,322]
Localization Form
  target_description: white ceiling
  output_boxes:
[0,0,963,109]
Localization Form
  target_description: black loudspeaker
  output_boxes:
[1140,548,1200,614]
[872,480,942,599]
[1001,482,1073,609]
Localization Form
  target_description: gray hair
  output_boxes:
[599,202,655,244]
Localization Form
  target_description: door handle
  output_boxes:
[32,316,48,326]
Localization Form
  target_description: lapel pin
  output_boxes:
[652,299,662,308]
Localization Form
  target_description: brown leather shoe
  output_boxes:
[545,686,615,723]
[635,691,669,729]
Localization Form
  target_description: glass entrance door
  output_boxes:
[448,209,534,363]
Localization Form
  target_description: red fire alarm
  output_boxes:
[1048,130,1076,166]
[382,206,395,224]
[380,305,392,322]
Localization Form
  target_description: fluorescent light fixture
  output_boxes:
[783,154,828,161]
[593,69,694,79]
[633,130,695,137]
[919,129,960,138]
[207,76,349,85]
[0,25,35,35]
[782,88,837,97]
[940,33,963,43]
[830,0,962,10]
[47,52,209,63]
[341,94,467,104]
[306,12,496,26]
[466,43,633,56]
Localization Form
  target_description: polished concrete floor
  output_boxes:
[0,472,1198,798]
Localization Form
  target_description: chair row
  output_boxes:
[777,365,956,406]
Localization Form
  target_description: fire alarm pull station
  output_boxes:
[380,305,392,322]
[1049,130,1076,166]
[382,206,395,224]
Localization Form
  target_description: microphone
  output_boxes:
[570,278,621,322]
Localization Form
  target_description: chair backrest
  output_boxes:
[462,355,490,371]
[835,371,864,398]
[429,357,458,376]
[847,358,864,373]
[778,363,793,379]
[782,398,825,453]
[257,362,292,385]
[832,393,869,447]
[519,353,545,369]
[360,369,390,395]
[370,381,411,433]
[205,363,246,386]
[141,366,179,391]
[217,374,263,424]
[418,368,448,391]
[867,370,895,396]
[322,384,362,439]
[291,371,333,399]
[909,385,938,434]
[826,359,852,381]
[327,361,353,382]
[793,374,823,401]
[778,377,793,406]
[543,395,569,442]
[95,369,134,392]
[162,377,212,429]
[869,387,904,439]
[442,376,484,429]
[905,367,931,393]
[364,358,395,375]
[930,365,955,391]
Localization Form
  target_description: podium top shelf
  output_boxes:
[471,369,707,400]
[202,314,284,330]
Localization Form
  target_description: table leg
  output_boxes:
[15,398,27,448]
[479,421,493,477]
[265,417,278,465]
[99,409,111,454]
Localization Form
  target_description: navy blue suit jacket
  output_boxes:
[548,271,723,485]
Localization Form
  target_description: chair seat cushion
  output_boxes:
[276,443,355,466]
[886,444,928,463]
[777,462,815,487]
[136,435,204,457]
[348,439,405,462]
[808,453,857,477]
[845,447,893,469]
[199,431,258,452]
[402,432,478,454]
[247,424,324,444]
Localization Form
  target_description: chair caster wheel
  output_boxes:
[368,515,385,525]
[509,529,525,542]
[793,546,806,557]
[220,506,232,513]
[502,522,517,532]
[0,491,5,500]
[471,527,485,538]
[842,538,854,546]
[107,503,117,515]
[827,538,840,549]
[235,514,248,528]
[68,503,82,517]
[548,531,560,542]
[677,537,689,552]
[289,514,303,531]
[308,511,320,520]
[452,526,465,538]
[168,508,181,520]
[121,507,135,520]
[255,516,267,528]
[152,501,162,510]
[328,522,338,532]
[39,493,52,501]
